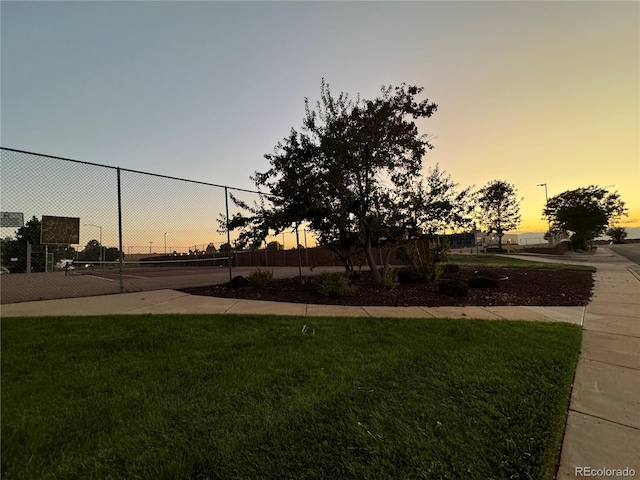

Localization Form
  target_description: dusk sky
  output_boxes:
[2,1,638,249]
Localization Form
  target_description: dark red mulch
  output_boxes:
[178,267,594,307]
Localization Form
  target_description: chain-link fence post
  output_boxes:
[26,242,31,274]
[224,186,232,282]
[117,167,124,293]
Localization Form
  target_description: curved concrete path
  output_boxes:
[2,246,638,478]
[0,287,585,322]
[550,248,639,480]
[508,246,640,478]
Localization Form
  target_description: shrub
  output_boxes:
[432,236,450,263]
[396,237,449,284]
[247,268,274,287]
[320,272,356,297]
[397,268,422,285]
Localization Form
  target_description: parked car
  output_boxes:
[56,259,75,270]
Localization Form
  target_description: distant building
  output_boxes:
[441,231,521,247]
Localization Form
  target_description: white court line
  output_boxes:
[97,273,149,279]
[86,275,114,282]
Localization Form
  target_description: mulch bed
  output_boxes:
[178,267,594,307]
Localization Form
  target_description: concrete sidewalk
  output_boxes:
[556,255,640,479]
[0,288,586,322]
[2,246,638,478]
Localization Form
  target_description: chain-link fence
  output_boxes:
[0,147,326,304]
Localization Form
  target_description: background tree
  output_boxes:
[103,248,119,262]
[476,180,522,249]
[217,243,231,256]
[606,226,627,244]
[78,240,118,262]
[226,80,472,284]
[543,186,627,250]
[1,217,44,272]
[1,217,77,272]
[79,239,102,261]
[267,241,284,251]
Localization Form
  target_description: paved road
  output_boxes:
[608,243,640,265]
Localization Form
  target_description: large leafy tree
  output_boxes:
[543,186,627,250]
[227,80,472,284]
[476,180,522,249]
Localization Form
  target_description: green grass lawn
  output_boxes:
[447,253,595,271]
[2,314,581,480]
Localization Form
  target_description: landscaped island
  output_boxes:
[180,254,594,307]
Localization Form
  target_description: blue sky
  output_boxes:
[2,0,638,243]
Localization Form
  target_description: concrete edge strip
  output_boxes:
[583,329,640,340]
[225,299,243,313]
[584,312,640,321]
[627,267,640,282]
[486,308,508,320]
[569,408,640,432]
[578,355,640,372]
[555,345,585,480]
[417,307,436,317]
[478,307,509,320]
[123,292,194,314]
[582,328,640,339]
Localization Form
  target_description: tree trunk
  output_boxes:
[365,243,383,284]
[326,245,353,272]
[381,244,397,284]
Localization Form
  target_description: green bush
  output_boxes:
[247,268,274,287]
[320,272,356,297]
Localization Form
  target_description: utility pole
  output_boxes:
[537,183,551,245]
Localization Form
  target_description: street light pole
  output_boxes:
[83,224,103,264]
[149,241,153,255]
[536,183,551,245]
[164,232,169,255]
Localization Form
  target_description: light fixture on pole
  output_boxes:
[536,183,552,245]
[83,224,103,264]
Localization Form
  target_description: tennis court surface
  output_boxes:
[0,266,344,304]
